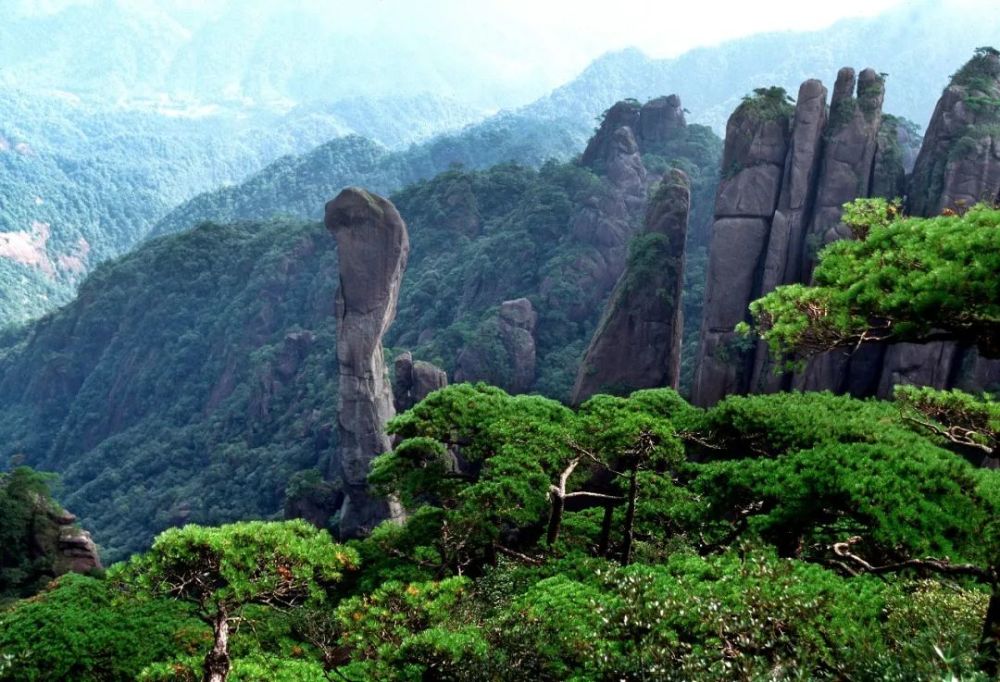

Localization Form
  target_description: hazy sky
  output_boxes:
[6,0,993,110]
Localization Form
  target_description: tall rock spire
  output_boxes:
[691,88,792,406]
[572,169,691,404]
[908,47,1000,216]
[326,187,409,537]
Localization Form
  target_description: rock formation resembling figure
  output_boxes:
[325,187,409,538]
[572,169,691,405]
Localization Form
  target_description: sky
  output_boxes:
[4,0,993,111]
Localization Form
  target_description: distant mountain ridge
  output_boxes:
[523,1,1000,133]
[151,1,999,240]
[0,86,487,326]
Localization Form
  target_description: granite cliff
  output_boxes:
[694,50,1000,405]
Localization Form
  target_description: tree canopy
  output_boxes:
[742,199,1000,361]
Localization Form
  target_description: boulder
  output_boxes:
[454,298,538,394]
[393,351,448,412]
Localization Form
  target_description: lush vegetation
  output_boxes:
[0,110,723,560]
[0,219,343,561]
[3,386,998,680]
[742,198,1000,363]
[150,114,589,238]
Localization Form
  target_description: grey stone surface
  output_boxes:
[572,170,690,404]
[326,187,408,537]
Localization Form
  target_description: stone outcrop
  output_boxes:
[541,123,648,325]
[572,169,691,404]
[49,510,102,575]
[801,68,885,275]
[695,51,1000,406]
[326,187,408,537]
[692,88,793,407]
[454,298,538,394]
[393,351,447,412]
[794,68,886,392]
[693,70,915,406]
[909,48,1000,216]
[875,49,1000,396]
[581,95,688,167]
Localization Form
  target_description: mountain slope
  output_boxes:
[0,112,722,558]
[0,87,487,326]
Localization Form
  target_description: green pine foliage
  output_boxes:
[743,199,1000,363]
[3,386,998,679]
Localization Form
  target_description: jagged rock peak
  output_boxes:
[639,95,687,150]
[326,187,409,538]
[581,95,687,168]
[908,46,1000,216]
[393,351,447,413]
[572,169,691,404]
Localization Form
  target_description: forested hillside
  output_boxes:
[0,87,487,326]
[0,107,722,559]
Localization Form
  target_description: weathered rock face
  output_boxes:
[692,69,928,405]
[326,187,409,537]
[748,79,828,393]
[572,169,691,404]
[639,95,687,152]
[49,510,103,575]
[802,68,885,275]
[695,53,1000,406]
[581,100,642,169]
[692,91,792,407]
[542,125,648,324]
[909,49,1000,216]
[874,50,1000,396]
[454,298,538,394]
[25,502,102,578]
[393,351,448,412]
[794,68,886,391]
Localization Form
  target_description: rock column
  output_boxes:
[326,187,409,537]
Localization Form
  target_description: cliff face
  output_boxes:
[692,71,912,406]
[695,51,1000,406]
[909,48,1000,216]
[572,169,690,404]
[326,188,409,538]
[692,88,794,406]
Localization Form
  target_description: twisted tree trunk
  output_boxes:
[203,607,231,682]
